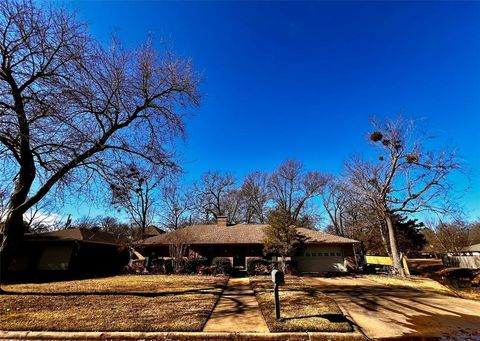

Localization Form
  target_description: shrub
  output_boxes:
[212,257,233,275]
[247,258,272,276]
[149,258,173,274]
[198,265,216,275]
[184,257,208,274]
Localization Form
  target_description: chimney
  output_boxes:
[217,216,228,227]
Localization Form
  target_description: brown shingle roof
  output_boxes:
[144,226,165,237]
[141,224,358,246]
[29,228,118,245]
[463,243,480,252]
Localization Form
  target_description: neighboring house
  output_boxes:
[462,243,480,256]
[8,228,129,278]
[140,217,359,273]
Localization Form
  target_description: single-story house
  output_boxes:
[140,217,359,273]
[7,228,129,279]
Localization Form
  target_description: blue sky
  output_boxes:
[58,1,479,221]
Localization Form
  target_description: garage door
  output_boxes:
[295,247,347,273]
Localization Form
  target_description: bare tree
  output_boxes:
[110,163,163,237]
[0,1,199,270]
[23,197,60,233]
[194,171,236,223]
[73,216,98,230]
[268,160,327,226]
[0,186,8,222]
[168,228,191,273]
[423,219,471,253]
[346,117,460,276]
[240,171,269,224]
[222,188,243,224]
[321,176,350,236]
[160,178,193,230]
[98,216,140,244]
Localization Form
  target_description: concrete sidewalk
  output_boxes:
[203,277,269,333]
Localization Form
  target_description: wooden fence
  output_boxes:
[442,255,480,269]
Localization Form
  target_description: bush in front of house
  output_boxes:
[247,258,272,276]
[184,257,208,274]
[149,258,173,274]
[212,257,233,275]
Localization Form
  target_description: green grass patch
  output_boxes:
[0,275,228,332]
[250,276,353,332]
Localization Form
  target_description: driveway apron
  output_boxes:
[313,276,480,340]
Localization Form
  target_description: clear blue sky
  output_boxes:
[59,1,479,220]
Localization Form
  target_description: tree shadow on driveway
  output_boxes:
[314,277,480,339]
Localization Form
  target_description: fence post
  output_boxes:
[401,254,410,276]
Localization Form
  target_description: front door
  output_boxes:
[233,247,246,268]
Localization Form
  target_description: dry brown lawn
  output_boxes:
[249,276,353,333]
[366,274,455,296]
[0,275,228,332]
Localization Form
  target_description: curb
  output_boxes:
[0,331,365,341]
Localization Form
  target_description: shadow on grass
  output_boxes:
[0,284,225,297]
[282,313,349,323]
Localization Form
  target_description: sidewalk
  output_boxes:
[203,277,269,332]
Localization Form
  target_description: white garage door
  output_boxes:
[295,247,347,273]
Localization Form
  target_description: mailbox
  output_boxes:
[271,269,285,285]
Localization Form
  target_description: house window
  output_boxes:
[336,252,342,256]
[330,252,335,256]
[306,253,311,257]
[312,253,317,256]
[324,253,329,256]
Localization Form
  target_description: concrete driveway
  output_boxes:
[312,276,480,340]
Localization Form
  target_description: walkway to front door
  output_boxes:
[202,278,268,332]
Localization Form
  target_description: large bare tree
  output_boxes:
[110,163,163,237]
[159,178,193,230]
[193,171,236,223]
[0,1,200,271]
[346,117,459,276]
[423,219,471,254]
[268,159,327,226]
[240,171,269,224]
[321,176,351,236]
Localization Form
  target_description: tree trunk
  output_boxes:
[385,214,405,277]
[379,225,391,257]
[0,210,26,280]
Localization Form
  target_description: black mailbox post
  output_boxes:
[271,269,284,320]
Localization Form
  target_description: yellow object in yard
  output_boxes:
[365,255,410,275]
[365,255,393,266]
[402,257,410,276]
